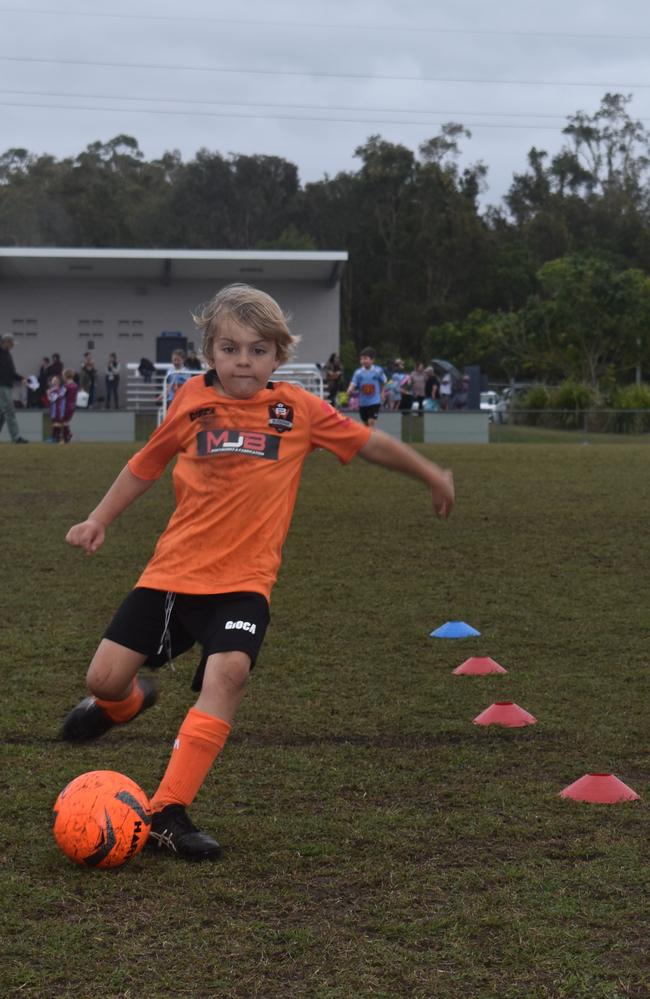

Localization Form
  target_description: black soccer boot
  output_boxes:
[60,675,158,741]
[146,804,222,862]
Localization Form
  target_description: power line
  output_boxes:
[0,6,648,41]
[0,98,572,130]
[1,53,649,90]
[0,87,585,122]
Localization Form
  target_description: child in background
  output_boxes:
[387,360,407,411]
[161,349,193,407]
[62,368,78,443]
[47,375,66,443]
[62,283,454,862]
[346,347,387,427]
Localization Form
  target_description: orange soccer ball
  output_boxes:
[52,770,151,869]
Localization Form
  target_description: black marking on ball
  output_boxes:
[115,790,152,825]
[84,809,116,866]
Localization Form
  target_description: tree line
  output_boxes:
[3,93,650,390]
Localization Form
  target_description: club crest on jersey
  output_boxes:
[268,402,294,433]
[197,428,280,460]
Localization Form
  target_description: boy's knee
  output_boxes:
[86,659,135,701]
[86,640,145,700]
[206,651,251,693]
[87,667,123,700]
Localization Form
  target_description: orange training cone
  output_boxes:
[473,701,537,727]
[560,773,640,804]
[453,657,507,676]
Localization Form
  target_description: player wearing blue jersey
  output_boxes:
[347,347,387,427]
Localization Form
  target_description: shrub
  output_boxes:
[546,381,598,429]
[515,386,550,426]
[607,383,650,433]
[549,380,596,410]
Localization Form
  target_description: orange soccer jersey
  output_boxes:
[128,373,371,598]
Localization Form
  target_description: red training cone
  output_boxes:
[560,773,640,804]
[453,657,507,676]
[473,701,537,727]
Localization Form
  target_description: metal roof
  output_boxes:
[0,248,348,285]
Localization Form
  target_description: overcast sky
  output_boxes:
[3,0,650,210]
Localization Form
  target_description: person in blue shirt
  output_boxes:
[160,350,194,408]
[347,347,387,427]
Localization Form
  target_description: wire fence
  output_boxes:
[490,409,650,444]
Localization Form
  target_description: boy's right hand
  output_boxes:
[66,518,105,554]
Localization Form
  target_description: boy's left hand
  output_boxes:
[66,517,105,554]
[432,469,454,518]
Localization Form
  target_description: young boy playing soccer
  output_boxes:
[346,347,387,427]
[62,284,454,862]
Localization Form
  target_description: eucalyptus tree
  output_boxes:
[0,148,73,245]
[536,254,648,387]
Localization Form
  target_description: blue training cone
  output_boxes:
[430,620,481,639]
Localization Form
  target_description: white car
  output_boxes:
[480,391,501,420]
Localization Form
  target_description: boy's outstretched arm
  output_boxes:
[66,465,156,554]
[357,428,454,518]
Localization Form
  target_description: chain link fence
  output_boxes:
[490,409,650,443]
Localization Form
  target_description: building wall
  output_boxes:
[1,277,340,395]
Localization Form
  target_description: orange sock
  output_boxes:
[149,707,231,812]
[95,679,144,723]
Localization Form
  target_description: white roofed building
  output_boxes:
[0,248,347,398]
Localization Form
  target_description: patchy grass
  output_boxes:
[1,441,648,999]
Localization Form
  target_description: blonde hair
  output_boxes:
[193,283,299,366]
[63,368,76,380]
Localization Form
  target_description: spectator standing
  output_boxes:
[347,347,387,427]
[451,374,470,411]
[0,334,29,443]
[105,353,120,409]
[38,357,50,406]
[185,350,203,372]
[398,362,414,413]
[410,362,428,413]
[79,352,97,408]
[138,357,156,383]
[425,366,440,412]
[387,359,407,411]
[384,370,400,411]
[47,353,63,381]
[62,368,79,443]
[439,373,453,411]
[47,375,67,443]
[26,374,41,408]
[324,352,343,407]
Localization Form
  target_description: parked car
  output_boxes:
[480,390,501,420]
[491,385,531,423]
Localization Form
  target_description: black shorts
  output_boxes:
[359,403,380,424]
[104,588,270,691]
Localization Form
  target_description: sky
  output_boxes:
[2,0,650,211]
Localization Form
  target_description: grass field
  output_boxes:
[1,441,648,999]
